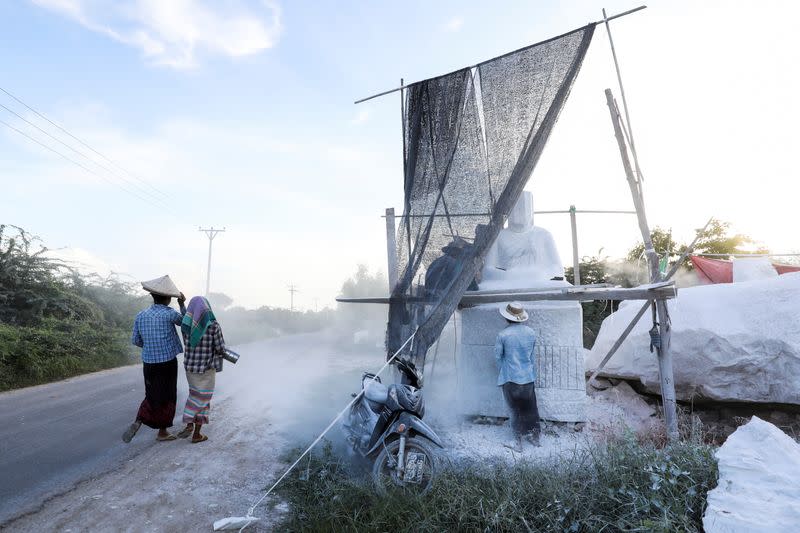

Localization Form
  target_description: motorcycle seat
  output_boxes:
[364,380,388,404]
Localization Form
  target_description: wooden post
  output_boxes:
[385,207,399,291]
[587,300,650,386]
[587,218,712,387]
[606,88,679,440]
[655,298,677,435]
[569,205,580,286]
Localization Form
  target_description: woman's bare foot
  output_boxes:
[156,428,176,441]
[122,420,142,443]
[177,424,194,439]
[191,424,207,443]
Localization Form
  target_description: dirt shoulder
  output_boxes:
[2,397,285,533]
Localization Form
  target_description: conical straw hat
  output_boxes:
[141,275,181,297]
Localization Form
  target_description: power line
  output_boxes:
[0,85,170,200]
[0,117,163,208]
[0,101,168,207]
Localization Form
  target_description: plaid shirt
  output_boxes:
[131,304,185,363]
[182,321,225,374]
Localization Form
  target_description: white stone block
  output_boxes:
[587,273,800,404]
[703,417,800,532]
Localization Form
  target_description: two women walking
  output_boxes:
[123,275,227,444]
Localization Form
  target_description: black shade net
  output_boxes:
[388,24,596,367]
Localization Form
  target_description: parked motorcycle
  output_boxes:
[343,358,443,493]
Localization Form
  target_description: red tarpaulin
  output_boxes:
[689,255,800,284]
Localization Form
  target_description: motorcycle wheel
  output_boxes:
[372,436,438,495]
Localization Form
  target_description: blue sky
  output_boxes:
[1,1,798,309]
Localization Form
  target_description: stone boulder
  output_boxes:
[703,417,800,532]
[586,273,800,404]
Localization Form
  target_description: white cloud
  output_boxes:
[3,106,398,310]
[31,0,282,69]
[443,16,464,32]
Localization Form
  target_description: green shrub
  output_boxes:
[0,225,148,389]
[275,436,718,532]
[0,319,136,391]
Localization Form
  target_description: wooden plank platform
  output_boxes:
[336,281,677,305]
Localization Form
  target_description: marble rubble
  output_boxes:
[703,417,800,533]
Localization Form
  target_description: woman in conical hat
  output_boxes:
[175,296,227,443]
[123,275,186,443]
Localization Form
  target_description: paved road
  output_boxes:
[0,333,378,526]
[0,365,189,524]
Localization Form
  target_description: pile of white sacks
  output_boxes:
[587,271,800,404]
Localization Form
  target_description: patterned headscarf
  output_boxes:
[181,296,216,348]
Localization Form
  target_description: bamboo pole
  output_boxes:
[587,217,713,387]
[602,7,643,182]
[383,209,636,218]
[385,207,398,290]
[570,205,581,286]
[354,6,647,104]
[337,283,676,305]
[605,88,678,441]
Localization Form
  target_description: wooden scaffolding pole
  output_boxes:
[385,207,398,290]
[606,88,678,441]
[587,217,713,387]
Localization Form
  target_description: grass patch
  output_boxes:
[0,319,136,391]
[275,435,718,532]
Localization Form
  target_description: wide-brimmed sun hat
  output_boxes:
[499,301,528,322]
[141,275,181,298]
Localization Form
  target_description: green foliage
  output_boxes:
[335,264,388,344]
[626,219,768,270]
[276,436,718,532]
[565,253,624,348]
[0,225,144,390]
[626,227,681,265]
[0,319,135,391]
[0,225,97,325]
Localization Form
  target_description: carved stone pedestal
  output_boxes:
[457,301,587,422]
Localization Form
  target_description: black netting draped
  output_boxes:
[388,25,595,366]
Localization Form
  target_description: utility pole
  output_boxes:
[199,227,225,296]
[288,284,299,312]
[313,298,319,312]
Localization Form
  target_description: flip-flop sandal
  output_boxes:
[122,422,141,443]
[176,426,194,439]
[156,433,177,441]
[191,435,209,444]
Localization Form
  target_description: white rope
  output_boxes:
[235,329,419,532]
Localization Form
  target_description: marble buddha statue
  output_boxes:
[480,191,565,290]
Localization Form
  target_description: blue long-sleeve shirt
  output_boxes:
[494,323,537,386]
[131,304,185,363]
